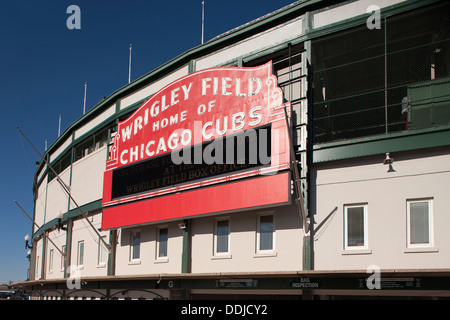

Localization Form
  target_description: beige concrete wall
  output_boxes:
[45,168,70,223]
[70,147,107,209]
[312,148,450,271]
[113,204,303,276]
[114,221,183,276]
[191,204,303,273]
[45,230,67,280]
[70,212,109,278]
[34,238,43,280]
[34,178,48,231]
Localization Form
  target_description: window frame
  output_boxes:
[77,240,84,268]
[156,226,169,261]
[213,218,231,257]
[344,204,369,251]
[97,235,108,267]
[406,198,434,249]
[48,249,54,273]
[60,245,66,271]
[256,212,276,255]
[129,230,141,263]
[36,255,40,280]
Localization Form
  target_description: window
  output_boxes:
[130,231,140,262]
[344,204,368,250]
[257,214,275,253]
[407,199,434,248]
[75,137,94,161]
[214,219,230,256]
[244,43,305,148]
[98,236,108,266]
[157,227,168,259]
[61,245,66,270]
[74,127,110,162]
[48,151,72,181]
[36,255,40,279]
[48,249,54,273]
[311,1,450,143]
[77,241,84,267]
[94,129,108,150]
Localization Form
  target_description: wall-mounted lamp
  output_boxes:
[178,223,187,230]
[383,153,396,172]
[27,249,31,261]
[24,234,33,249]
[383,153,394,165]
[57,212,67,231]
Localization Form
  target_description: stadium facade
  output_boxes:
[16,0,450,300]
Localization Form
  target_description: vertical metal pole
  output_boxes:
[201,1,205,44]
[129,44,132,84]
[181,220,190,301]
[384,17,388,134]
[58,114,61,137]
[83,82,87,115]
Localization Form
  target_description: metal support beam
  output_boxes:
[181,219,191,274]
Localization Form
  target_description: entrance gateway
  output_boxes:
[101,62,293,230]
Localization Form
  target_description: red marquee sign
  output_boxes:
[102,62,292,229]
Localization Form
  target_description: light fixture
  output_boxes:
[383,153,394,165]
[57,212,67,231]
[24,234,33,249]
[178,223,186,230]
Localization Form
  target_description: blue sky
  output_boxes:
[0,0,297,284]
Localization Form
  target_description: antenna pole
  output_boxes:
[83,82,87,114]
[128,44,132,84]
[58,114,61,137]
[201,1,205,44]
[16,126,111,252]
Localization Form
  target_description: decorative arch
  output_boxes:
[110,289,166,300]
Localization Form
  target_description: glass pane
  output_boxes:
[61,245,66,269]
[49,250,53,271]
[158,228,168,257]
[60,152,72,172]
[410,202,429,244]
[95,130,108,150]
[260,215,273,251]
[347,207,364,247]
[132,232,140,260]
[75,137,94,161]
[78,242,84,265]
[216,220,229,253]
[98,237,107,264]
